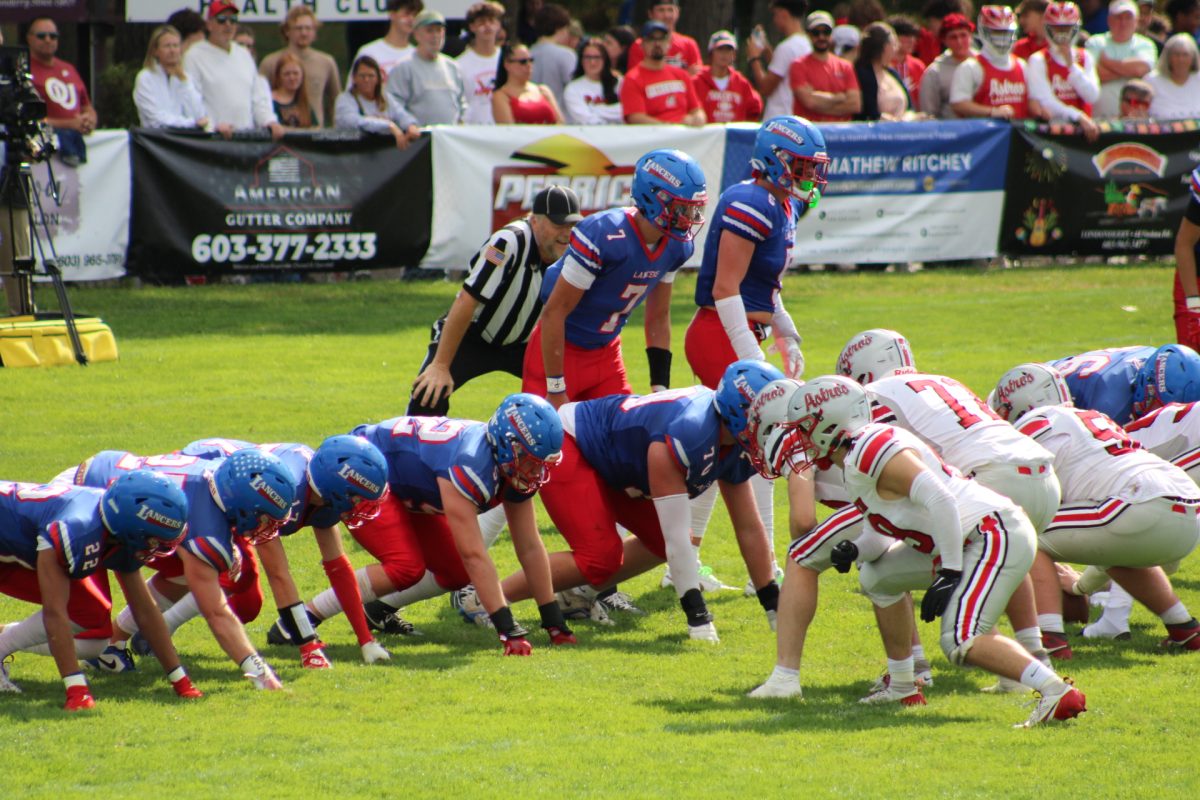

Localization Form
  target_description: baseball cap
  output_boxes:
[642,20,671,38]
[208,0,238,19]
[832,24,861,55]
[1109,0,1137,15]
[940,12,976,35]
[533,186,583,225]
[414,9,446,28]
[806,10,836,30]
[708,30,738,50]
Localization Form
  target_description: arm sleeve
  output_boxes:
[714,295,766,361]
[1069,49,1101,104]
[653,493,699,598]
[772,294,801,341]
[908,469,964,571]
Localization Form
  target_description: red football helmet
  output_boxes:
[1044,2,1082,45]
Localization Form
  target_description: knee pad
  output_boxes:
[858,562,909,608]
[941,631,977,666]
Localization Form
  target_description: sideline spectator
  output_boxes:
[530,3,577,109]
[408,185,581,417]
[335,55,421,148]
[1146,32,1200,117]
[563,36,624,124]
[790,11,861,121]
[832,24,862,60]
[1148,11,1174,44]
[887,15,928,104]
[259,6,340,127]
[620,20,705,124]
[854,22,914,120]
[603,25,637,73]
[746,0,813,121]
[384,10,466,126]
[1081,0,1110,32]
[184,1,283,139]
[916,0,968,63]
[693,31,763,123]
[167,8,207,54]
[1085,0,1158,117]
[492,42,565,124]
[457,1,504,124]
[270,53,315,128]
[950,6,1031,119]
[351,0,423,80]
[1137,0,1160,42]
[26,17,95,166]
[1027,2,1101,138]
[627,0,702,74]
[1118,76,1155,114]
[234,25,258,61]
[133,25,209,130]
[517,0,543,45]
[1014,0,1051,59]
[1166,0,1200,37]
[919,12,978,118]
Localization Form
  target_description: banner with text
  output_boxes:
[0,0,86,22]
[1000,123,1199,256]
[125,0,473,22]
[723,119,1012,264]
[128,129,431,281]
[425,125,727,270]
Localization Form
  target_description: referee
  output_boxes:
[409,185,583,415]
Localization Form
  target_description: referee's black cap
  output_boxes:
[533,186,583,225]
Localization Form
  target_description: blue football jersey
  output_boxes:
[1050,346,1155,424]
[572,386,754,499]
[0,481,142,576]
[180,438,338,533]
[74,451,240,574]
[353,417,528,514]
[695,181,797,313]
[540,207,693,349]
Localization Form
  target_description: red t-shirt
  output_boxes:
[972,56,1029,118]
[894,54,927,107]
[30,57,90,120]
[691,67,763,123]
[916,27,942,65]
[620,63,702,122]
[1013,35,1048,61]
[788,53,859,122]
[626,32,702,72]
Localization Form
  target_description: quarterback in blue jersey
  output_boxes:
[300,394,570,655]
[1050,344,1200,424]
[498,379,779,643]
[0,473,199,708]
[523,148,708,408]
[72,449,297,690]
[1173,166,1200,350]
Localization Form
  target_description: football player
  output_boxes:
[1173,164,1200,351]
[299,394,569,655]
[70,449,296,689]
[494,361,783,644]
[991,363,1200,656]
[677,116,827,594]
[751,376,1087,728]
[0,472,199,709]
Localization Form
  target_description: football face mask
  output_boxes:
[238,511,290,545]
[658,192,708,242]
[340,484,389,528]
[501,441,563,493]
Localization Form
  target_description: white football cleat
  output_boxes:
[0,658,21,693]
[744,564,786,597]
[1016,680,1087,728]
[748,675,803,699]
[687,622,720,643]
[766,609,778,632]
[361,640,391,664]
[860,682,927,706]
[914,657,934,687]
[450,585,494,628]
[663,564,730,593]
[557,587,613,625]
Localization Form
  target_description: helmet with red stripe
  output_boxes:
[988,362,1072,422]
[753,375,872,474]
[836,329,917,384]
[487,393,563,493]
[99,469,189,564]
[1044,2,1081,45]
[751,116,830,207]
[308,435,389,528]
[631,148,708,242]
[1132,344,1200,418]
[211,449,296,543]
[715,359,786,455]
[978,5,1018,57]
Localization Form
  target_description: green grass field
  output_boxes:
[2,265,1198,799]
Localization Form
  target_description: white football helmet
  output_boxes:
[989,363,1072,423]
[836,329,917,384]
[747,378,805,478]
[756,375,872,472]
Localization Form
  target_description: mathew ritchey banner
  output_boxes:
[128,129,431,281]
[1001,124,1199,256]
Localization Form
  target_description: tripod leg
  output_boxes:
[0,201,33,316]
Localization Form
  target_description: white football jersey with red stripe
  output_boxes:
[843,423,1016,556]
[1017,406,1199,503]
[867,373,1052,473]
[1125,402,1200,466]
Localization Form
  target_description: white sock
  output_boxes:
[478,505,507,548]
[379,571,443,608]
[1037,613,1064,634]
[161,592,201,635]
[887,656,915,688]
[1160,600,1191,626]
[911,644,927,662]
[750,472,775,557]
[0,611,47,658]
[148,582,175,610]
[115,604,139,637]
[1019,658,1065,694]
[768,664,800,683]
[1014,626,1043,653]
[688,483,720,549]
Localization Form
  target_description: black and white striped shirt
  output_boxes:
[461,217,546,347]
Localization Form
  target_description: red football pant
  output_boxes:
[1173,274,1200,351]
[145,538,263,624]
[0,564,113,636]
[684,307,766,389]
[348,492,471,592]
[538,435,666,586]
[522,322,632,400]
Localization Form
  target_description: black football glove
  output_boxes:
[920,569,963,622]
[830,540,859,574]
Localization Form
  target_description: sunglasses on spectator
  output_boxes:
[508,57,535,64]
[809,27,833,37]
[1122,97,1151,108]
[215,14,239,24]
[33,32,59,40]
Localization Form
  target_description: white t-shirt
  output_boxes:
[763,32,812,120]
[1146,70,1200,120]
[457,47,500,124]
[351,39,415,81]
[183,40,276,129]
[1083,32,1157,118]
[562,75,624,124]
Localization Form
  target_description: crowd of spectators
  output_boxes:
[11,0,1199,156]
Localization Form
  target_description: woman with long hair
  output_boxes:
[334,55,421,149]
[563,36,623,124]
[853,22,914,121]
[492,42,565,124]
[603,25,637,74]
[1147,33,1200,120]
[133,24,209,129]
[271,52,315,128]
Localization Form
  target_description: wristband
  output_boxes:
[1187,296,1200,311]
[489,605,516,634]
[63,672,88,689]
[167,666,186,683]
[646,347,672,389]
[546,375,567,394]
[239,653,267,676]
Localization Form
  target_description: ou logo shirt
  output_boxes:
[45,76,80,112]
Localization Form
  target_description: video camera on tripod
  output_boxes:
[0,45,56,164]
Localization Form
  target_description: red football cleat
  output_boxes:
[1042,631,1073,660]
[1162,618,1200,652]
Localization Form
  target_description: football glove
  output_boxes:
[920,569,963,622]
[830,540,859,574]
[241,653,283,690]
[361,640,391,664]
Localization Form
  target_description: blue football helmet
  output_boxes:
[211,449,296,543]
[308,435,389,527]
[631,148,708,242]
[751,116,830,207]
[99,469,189,564]
[487,393,564,493]
[715,359,787,454]
[1133,344,1200,418]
